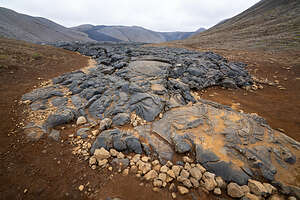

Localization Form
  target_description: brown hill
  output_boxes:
[173,0,300,51]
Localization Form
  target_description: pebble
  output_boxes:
[177,186,189,195]
[78,185,84,191]
[76,116,87,125]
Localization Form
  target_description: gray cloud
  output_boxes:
[0,0,260,31]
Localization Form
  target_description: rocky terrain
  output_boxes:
[71,24,206,43]
[0,7,93,43]
[19,42,300,199]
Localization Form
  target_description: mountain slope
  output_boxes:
[174,0,300,50]
[0,7,93,43]
[72,24,206,43]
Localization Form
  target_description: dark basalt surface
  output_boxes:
[22,42,300,193]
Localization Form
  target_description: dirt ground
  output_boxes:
[0,37,216,200]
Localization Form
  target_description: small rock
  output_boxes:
[189,167,202,181]
[76,116,87,125]
[183,179,193,188]
[215,176,226,189]
[245,193,260,200]
[153,179,163,187]
[94,147,111,161]
[214,188,222,195]
[160,165,169,173]
[117,152,125,159]
[190,177,199,188]
[122,168,129,176]
[248,179,268,196]
[158,173,167,182]
[167,170,176,179]
[153,187,160,192]
[141,156,149,162]
[263,183,277,195]
[138,161,151,174]
[183,156,193,163]
[169,183,176,192]
[269,194,285,200]
[288,196,297,200]
[99,118,112,131]
[201,172,217,191]
[98,159,108,167]
[130,165,138,173]
[78,185,84,191]
[152,160,160,166]
[196,164,206,173]
[89,157,97,165]
[144,170,158,181]
[166,161,173,167]
[180,169,189,179]
[172,165,181,177]
[227,182,244,198]
[171,192,176,199]
[110,149,118,157]
[153,164,161,172]
[132,154,141,163]
[91,130,99,136]
[241,185,250,194]
[184,163,191,171]
[24,189,28,194]
[177,186,189,195]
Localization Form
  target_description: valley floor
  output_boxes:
[0,38,216,200]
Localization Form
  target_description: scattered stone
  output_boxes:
[215,176,226,189]
[190,177,199,188]
[122,168,129,176]
[89,157,97,166]
[183,156,193,163]
[138,161,151,174]
[76,116,87,125]
[248,179,268,196]
[177,186,189,195]
[183,179,193,188]
[153,179,163,187]
[144,170,158,181]
[189,167,202,181]
[160,165,169,173]
[98,159,108,167]
[167,170,176,179]
[227,182,245,198]
[117,152,125,159]
[244,193,260,200]
[201,172,217,191]
[172,165,181,177]
[48,129,60,141]
[152,160,160,166]
[158,173,167,182]
[99,118,112,131]
[166,161,173,167]
[91,130,99,136]
[94,147,111,161]
[263,183,277,195]
[78,185,84,191]
[110,149,118,157]
[213,188,222,195]
[141,156,149,162]
[171,192,176,199]
[132,154,141,163]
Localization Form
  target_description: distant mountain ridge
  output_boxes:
[0,7,206,44]
[71,24,206,43]
[0,7,93,43]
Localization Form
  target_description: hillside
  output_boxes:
[71,24,205,43]
[171,0,300,51]
[0,7,93,43]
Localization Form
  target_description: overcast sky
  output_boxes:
[1,0,260,32]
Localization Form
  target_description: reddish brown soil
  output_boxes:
[0,38,217,200]
[152,43,300,142]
